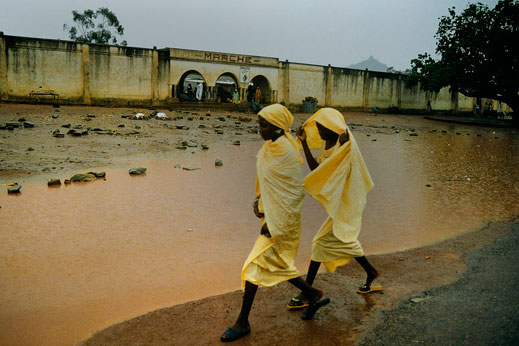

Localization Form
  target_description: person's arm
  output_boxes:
[260,222,271,237]
[297,126,319,171]
[339,131,350,146]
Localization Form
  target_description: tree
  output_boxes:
[406,0,519,118]
[63,8,127,46]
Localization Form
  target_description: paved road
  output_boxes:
[360,223,519,346]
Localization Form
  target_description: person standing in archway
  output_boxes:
[196,82,203,102]
[255,87,262,104]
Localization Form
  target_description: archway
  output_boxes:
[215,73,238,103]
[176,70,207,102]
[249,75,271,104]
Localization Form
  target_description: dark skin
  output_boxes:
[296,122,379,292]
[221,116,325,341]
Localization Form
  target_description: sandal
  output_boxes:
[357,284,383,294]
[220,326,251,342]
[287,294,309,310]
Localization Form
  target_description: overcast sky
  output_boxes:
[1,0,498,71]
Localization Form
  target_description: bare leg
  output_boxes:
[289,277,321,301]
[231,281,258,332]
[305,260,321,285]
[355,256,380,287]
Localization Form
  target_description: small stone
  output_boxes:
[70,173,97,182]
[26,147,34,151]
[18,117,26,122]
[64,179,71,185]
[52,113,59,119]
[216,130,224,135]
[52,130,64,138]
[411,297,432,303]
[23,121,35,128]
[88,172,106,178]
[73,124,83,129]
[409,133,418,136]
[129,167,147,175]
[62,124,71,128]
[48,179,62,186]
[201,144,209,150]
[7,183,22,194]
[372,139,377,141]
[426,184,431,187]
[175,125,185,130]
[182,167,201,171]
[118,124,125,128]
[187,117,194,121]
[174,164,181,169]
[121,115,129,119]
[187,228,193,232]
[215,159,223,166]
[232,140,241,146]
[6,122,20,128]
[87,114,96,118]
[176,146,187,150]
[218,116,226,121]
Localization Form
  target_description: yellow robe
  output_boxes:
[302,108,374,273]
[241,135,305,289]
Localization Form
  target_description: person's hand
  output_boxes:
[296,126,307,142]
[260,223,272,237]
[253,196,264,218]
[339,131,350,145]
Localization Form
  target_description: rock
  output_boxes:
[187,117,194,121]
[73,125,83,129]
[129,167,147,175]
[215,159,223,166]
[411,296,432,303]
[68,129,82,136]
[205,112,211,117]
[176,146,187,150]
[23,121,35,128]
[184,141,198,148]
[215,130,224,135]
[218,116,226,121]
[87,114,96,118]
[175,125,185,130]
[426,184,432,187]
[409,133,418,136]
[201,144,209,150]
[7,183,22,194]
[62,124,71,128]
[88,171,106,178]
[232,141,241,146]
[70,173,97,182]
[26,147,34,151]
[64,179,71,185]
[52,113,59,119]
[199,124,206,128]
[118,124,125,128]
[121,115,129,119]
[238,116,251,122]
[182,167,201,171]
[47,179,62,186]
[135,125,141,129]
[52,129,64,138]
[18,117,26,122]
[174,164,181,168]
[6,122,20,128]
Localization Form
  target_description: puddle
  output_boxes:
[0,129,518,345]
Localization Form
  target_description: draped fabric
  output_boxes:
[301,108,374,272]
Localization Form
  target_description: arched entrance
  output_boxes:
[176,70,207,102]
[215,73,238,103]
[249,75,271,104]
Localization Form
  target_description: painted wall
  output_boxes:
[0,34,477,113]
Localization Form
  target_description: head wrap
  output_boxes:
[258,104,303,163]
[301,108,346,149]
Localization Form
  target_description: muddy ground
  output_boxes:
[1,103,518,345]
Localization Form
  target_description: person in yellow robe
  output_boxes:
[221,104,330,342]
[287,108,381,309]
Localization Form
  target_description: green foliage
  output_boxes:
[63,7,127,46]
[405,0,519,113]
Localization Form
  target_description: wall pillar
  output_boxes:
[325,64,332,106]
[151,49,159,107]
[397,73,402,110]
[282,60,290,105]
[0,33,8,101]
[362,69,370,110]
[81,44,91,105]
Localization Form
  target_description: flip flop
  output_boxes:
[220,326,251,342]
[302,297,331,320]
[287,296,309,310]
[356,284,383,294]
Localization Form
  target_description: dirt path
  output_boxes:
[81,217,518,346]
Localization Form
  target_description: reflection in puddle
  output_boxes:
[0,128,518,345]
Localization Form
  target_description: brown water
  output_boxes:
[1,124,518,345]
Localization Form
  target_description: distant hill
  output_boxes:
[349,56,388,72]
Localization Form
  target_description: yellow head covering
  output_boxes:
[258,104,303,163]
[301,108,346,149]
